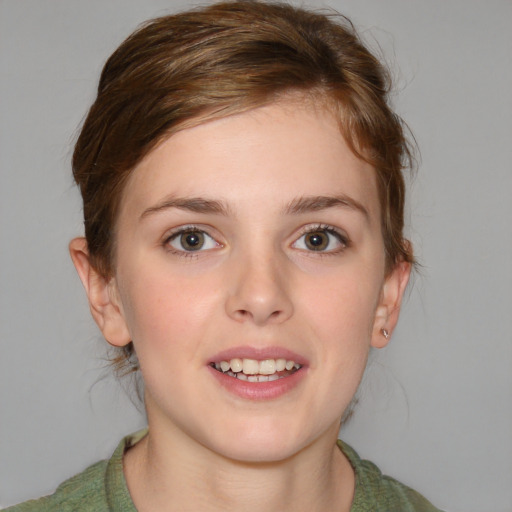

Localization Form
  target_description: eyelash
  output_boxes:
[293,224,350,255]
[163,225,220,258]
[162,223,349,258]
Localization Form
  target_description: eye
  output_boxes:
[167,228,219,252]
[292,226,347,252]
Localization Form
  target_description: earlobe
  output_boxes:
[68,237,131,347]
[371,260,411,348]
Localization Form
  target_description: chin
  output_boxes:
[214,440,299,464]
[203,418,316,464]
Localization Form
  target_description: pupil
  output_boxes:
[309,234,323,246]
[182,232,204,250]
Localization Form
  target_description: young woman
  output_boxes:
[7,2,443,510]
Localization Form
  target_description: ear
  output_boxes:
[69,237,131,347]
[371,260,411,348]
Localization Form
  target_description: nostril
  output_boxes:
[225,273,294,325]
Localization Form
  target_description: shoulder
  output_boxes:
[337,440,445,512]
[2,459,109,512]
[3,430,145,512]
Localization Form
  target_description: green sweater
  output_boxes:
[5,431,443,511]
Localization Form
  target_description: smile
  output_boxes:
[210,358,302,382]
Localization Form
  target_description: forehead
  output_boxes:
[118,99,380,223]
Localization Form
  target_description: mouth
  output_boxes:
[209,357,302,382]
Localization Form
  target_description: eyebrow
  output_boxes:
[140,194,369,221]
[284,195,369,219]
[140,196,231,220]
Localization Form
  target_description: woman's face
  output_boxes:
[98,100,409,462]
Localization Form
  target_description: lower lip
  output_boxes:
[207,365,306,400]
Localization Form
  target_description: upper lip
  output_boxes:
[209,346,308,366]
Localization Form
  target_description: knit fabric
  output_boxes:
[5,431,443,511]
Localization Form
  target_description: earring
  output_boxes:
[381,328,390,339]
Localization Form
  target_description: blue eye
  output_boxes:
[167,229,219,252]
[293,227,347,252]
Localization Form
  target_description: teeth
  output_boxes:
[259,359,275,375]
[230,358,243,372]
[214,357,302,378]
[242,358,260,375]
[276,358,286,371]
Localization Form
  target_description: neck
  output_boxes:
[124,422,354,512]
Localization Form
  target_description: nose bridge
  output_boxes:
[225,241,293,325]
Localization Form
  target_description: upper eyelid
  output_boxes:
[295,223,348,239]
[163,224,218,241]
[168,226,209,238]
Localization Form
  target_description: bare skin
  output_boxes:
[124,421,354,512]
[70,98,410,512]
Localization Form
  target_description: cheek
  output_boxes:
[301,270,382,375]
[307,272,380,333]
[118,270,217,355]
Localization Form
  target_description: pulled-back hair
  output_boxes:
[72,0,414,372]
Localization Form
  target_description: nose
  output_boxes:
[225,250,294,326]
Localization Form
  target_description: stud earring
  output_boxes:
[381,328,390,339]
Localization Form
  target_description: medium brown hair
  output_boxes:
[72,0,414,371]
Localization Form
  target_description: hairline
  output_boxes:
[105,90,381,278]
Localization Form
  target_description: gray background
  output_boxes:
[1,0,511,510]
